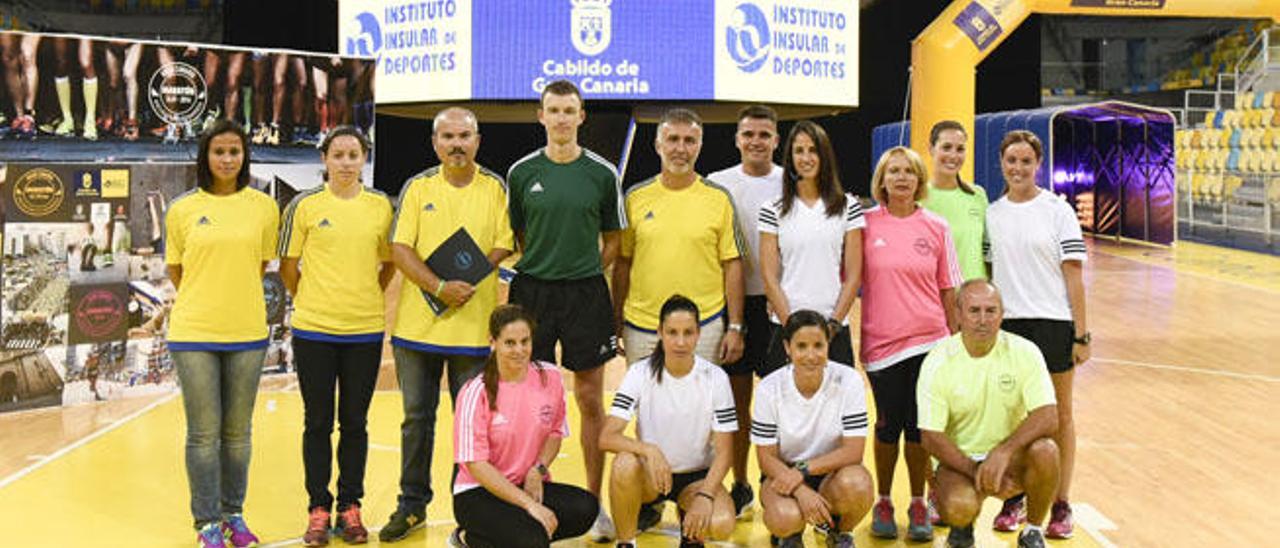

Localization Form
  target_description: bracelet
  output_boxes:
[695,491,715,503]
[434,279,445,297]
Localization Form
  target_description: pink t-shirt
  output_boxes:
[860,206,962,371]
[453,361,570,494]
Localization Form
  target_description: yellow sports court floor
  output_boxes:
[1,238,1277,547]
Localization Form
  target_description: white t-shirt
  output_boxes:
[985,190,1087,321]
[609,355,738,473]
[707,164,783,296]
[758,193,865,322]
[750,363,869,464]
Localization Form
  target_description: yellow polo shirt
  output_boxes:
[620,175,744,331]
[280,185,393,341]
[391,166,513,354]
[165,187,280,349]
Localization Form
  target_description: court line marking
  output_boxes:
[1074,502,1119,548]
[1093,357,1280,383]
[0,392,178,490]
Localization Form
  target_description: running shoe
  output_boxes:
[928,489,944,526]
[302,507,329,546]
[731,481,754,518]
[678,537,703,548]
[637,501,663,532]
[82,117,98,141]
[992,496,1027,532]
[221,514,259,548]
[826,530,855,548]
[16,114,36,139]
[446,528,467,547]
[162,123,180,145]
[1018,526,1047,548]
[946,524,975,548]
[870,498,897,538]
[334,504,368,544]
[1046,500,1074,539]
[776,532,805,548]
[907,497,934,541]
[53,117,74,137]
[197,522,227,548]
[122,118,139,142]
[377,508,426,542]
[588,507,616,542]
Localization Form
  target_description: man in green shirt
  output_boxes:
[917,279,1060,548]
[506,79,625,540]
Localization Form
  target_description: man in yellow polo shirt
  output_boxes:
[612,108,745,368]
[379,107,514,542]
[917,280,1060,548]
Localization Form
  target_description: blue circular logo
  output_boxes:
[454,251,474,271]
[726,3,770,73]
[346,12,382,56]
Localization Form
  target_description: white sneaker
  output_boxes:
[588,507,616,542]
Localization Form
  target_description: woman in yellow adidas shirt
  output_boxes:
[165,120,280,548]
[278,126,395,546]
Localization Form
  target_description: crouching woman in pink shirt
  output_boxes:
[450,305,599,547]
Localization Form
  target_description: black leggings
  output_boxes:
[453,482,598,548]
[293,337,381,511]
[866,353,927,444]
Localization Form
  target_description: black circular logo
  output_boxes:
[148,62,208,125]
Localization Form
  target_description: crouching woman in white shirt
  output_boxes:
[601,295,739,548]
[753,310,875,548]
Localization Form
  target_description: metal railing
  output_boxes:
[1235,26,1279,93]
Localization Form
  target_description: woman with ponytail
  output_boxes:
[601,295,739,548]
[449,304,599,547]
[922,120,989,281]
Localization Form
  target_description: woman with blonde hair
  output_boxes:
[860,146,961,543]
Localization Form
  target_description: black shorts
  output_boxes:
[1002,319,1074,374]
[866,353,927,444]
[760,471,827,493]
[761,322,855,378]
[722,295,771,376]
[508,273,617,372]
[648,469,709,504]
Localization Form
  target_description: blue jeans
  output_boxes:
[172,349,266,528]
[392,345,484,512]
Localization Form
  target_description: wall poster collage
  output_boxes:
[0,30,375,413]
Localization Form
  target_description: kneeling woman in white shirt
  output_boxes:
[601,295,739,547]
[753,310,874,548]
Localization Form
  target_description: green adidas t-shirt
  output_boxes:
[507,148,625,280]
[922,183,989,280]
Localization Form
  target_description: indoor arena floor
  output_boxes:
[1,237,1276,547]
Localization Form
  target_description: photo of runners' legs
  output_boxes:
[223,51,246,125]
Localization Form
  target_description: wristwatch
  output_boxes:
[793,460,810,476]
[535,463,549,478]
[728,323,744,334]
[1072,331,1091,345]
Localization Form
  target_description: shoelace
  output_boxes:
[340,508,364,528]
[308,510,329,531]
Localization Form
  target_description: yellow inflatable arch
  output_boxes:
[911,0,1280,180]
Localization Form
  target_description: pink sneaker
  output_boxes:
[928,489,944,526]
[303,507,330,546]
[992,496,1027,532]
[870,498,898,538]
[1046,500,1074,539]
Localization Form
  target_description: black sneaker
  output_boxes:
[679,537,704,548]
[1017,527,1047,548]
[730,481,754,518]
[637,501,663,532]
[946,524,975,548]
[446,527,468,547]
[377,508,426,542]
[615,543,636,548]
[776,533,805,548]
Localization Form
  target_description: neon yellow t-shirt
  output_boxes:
[391,166,514,354]
[922,184,988,281]
[916,331,1056,459]
[620,176,744,331]
[280,185,393,340]
[165,187,280,348]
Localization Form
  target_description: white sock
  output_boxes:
[911,496,925,505]
[879,494,892,504]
